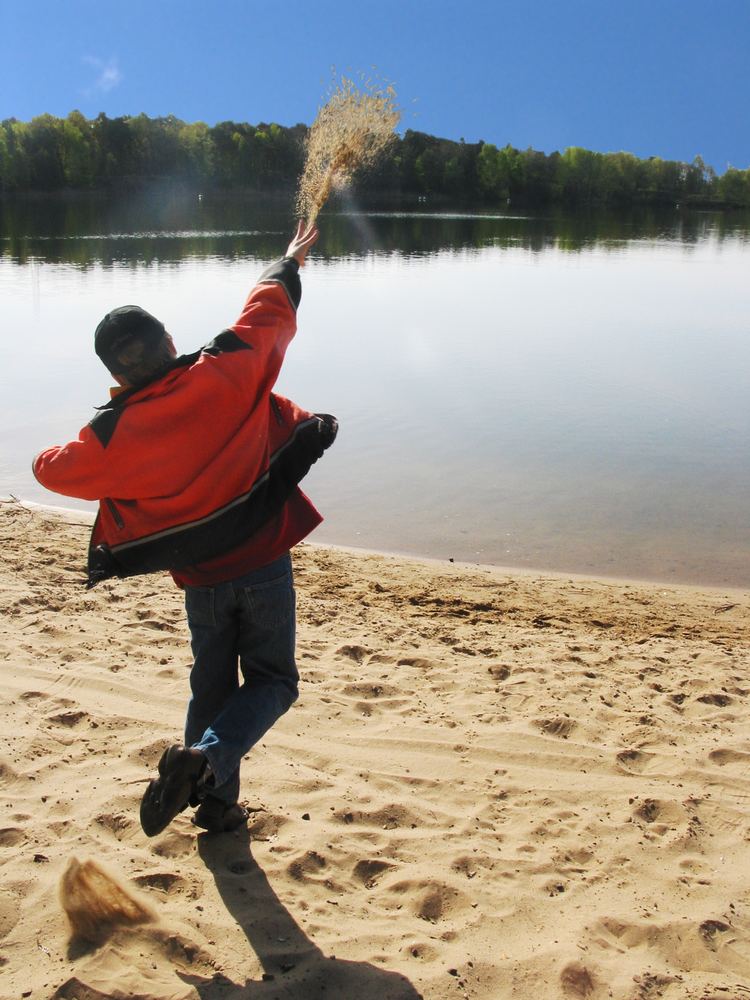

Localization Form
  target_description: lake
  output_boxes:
[1,191,749,587]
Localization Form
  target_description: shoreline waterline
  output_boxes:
[6,495,746,597]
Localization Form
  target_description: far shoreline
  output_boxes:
[5,495,747,599]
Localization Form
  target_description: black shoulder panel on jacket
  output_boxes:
[203,329,254,356]
[89,406,124,449]
[257,257,301,311]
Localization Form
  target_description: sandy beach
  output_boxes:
[1,498,749,1000]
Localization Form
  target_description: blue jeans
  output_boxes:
[183,553,298,805]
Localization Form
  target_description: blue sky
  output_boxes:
[1,0,748,172]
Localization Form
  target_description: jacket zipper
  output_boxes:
[104,497,124,530]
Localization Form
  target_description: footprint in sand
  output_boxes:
[708,747,750,768]
[341,681,401,700]
[698,918,730,950]
[535,717,576,739]
[19,691,47,703]
[133,872,192,897]
[487,664,512,682]
[631,798,689,842]
[396,656,433,670]
[94,812,135,841]
[335,645,371,663]
[121,617,179,633]
[615,749,657,774]
[415,883,468,923]
[130,739,172,766]
[543,879,568,897]
[47,710,89,728]
[560,962,596,997]
[0,760,18,786]
[632,972,681,996]
[404,941,439,961]
[450,854,487,879]
[352,858,395,889]
[386,879,470,924]
[334,803,425,831]
[0,893,21,940]
[287,850,327,882]
[151,830,195,859]
[368,652,396,664]
[696,693,733,707]
[246,810,287,842]
[633,798,662,824]
[0,828,25,848]
[551,846,594,876]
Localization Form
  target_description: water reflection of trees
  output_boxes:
[1,192,749,267]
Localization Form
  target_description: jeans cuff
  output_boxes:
[191,740,224,787]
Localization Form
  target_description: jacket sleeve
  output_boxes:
[32,426,110,501]
[231,257,300,352]
[256,257,301,311]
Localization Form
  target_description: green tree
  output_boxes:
[717,167,750,205]
[25,114,65,189]
[91,113,135,182]
[684,154,717,200]
[559,147,605,203]
[178,121,213,183]
[208,121,243,185]
[600,151,641,203]
[414,147,442,194]
[641,157,683,203]
[61,110,95,187]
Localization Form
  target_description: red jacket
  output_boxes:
[33,258,337,586]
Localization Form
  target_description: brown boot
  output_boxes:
[193,795,249,833]
[140,746,207,837]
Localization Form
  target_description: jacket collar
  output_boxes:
[94,351,201,411]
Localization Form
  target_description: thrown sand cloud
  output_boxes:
[60,857,154,942]
[296,75,400,224]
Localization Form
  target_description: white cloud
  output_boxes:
[82,55,122,96]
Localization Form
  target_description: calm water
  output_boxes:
[2,192,749,586]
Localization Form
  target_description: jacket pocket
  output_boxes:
[104,497,124,530]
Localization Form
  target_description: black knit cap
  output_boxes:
[94,305,166,373]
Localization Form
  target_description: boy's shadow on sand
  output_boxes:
[178,826,422,999]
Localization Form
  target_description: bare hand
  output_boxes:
[286,220,319,267]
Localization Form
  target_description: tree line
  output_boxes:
[2,111,749,208]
